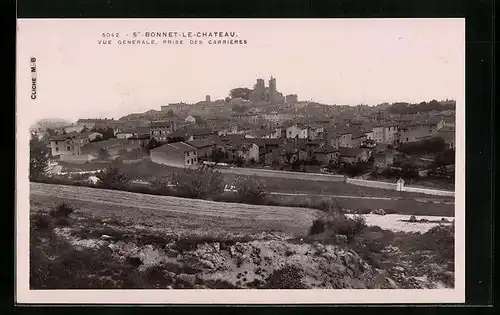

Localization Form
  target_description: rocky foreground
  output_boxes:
[31,207,454,290]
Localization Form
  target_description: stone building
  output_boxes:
[249,76,285,104]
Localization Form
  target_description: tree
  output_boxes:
[30,133,50,181]
[145,138,162,151]
[229,87,253,100]
[166,110,175,117]
[171,167,225,198]
[232,104,247,113]
[97,148,110,160]
[233,176,268,204]
[91,127,114,140]
[433,148,455,167]
[96,167,128,188]
[90,135,103,143]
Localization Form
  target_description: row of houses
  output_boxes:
[149,134,395,169]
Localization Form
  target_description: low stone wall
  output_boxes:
[60,154,95,164]
[346,177,455,197]
[346,178,398,190]
[402,186,455,197]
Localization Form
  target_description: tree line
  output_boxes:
[386,100,455,115]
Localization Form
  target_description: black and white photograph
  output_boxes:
[16,18,465,303]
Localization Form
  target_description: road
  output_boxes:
[218,167,345,182]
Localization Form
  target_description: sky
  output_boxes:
[17,18,465,124]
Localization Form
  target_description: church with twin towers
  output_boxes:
[249,76,287,104]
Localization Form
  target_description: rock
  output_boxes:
[166,285,173,290]
[212,242,220,252]
[101,234,112,240]
[177,273,196,286]
[334,235,348,244]
[371,209,386,215]
[394,266,404,272]
[409,215,417,223]
[200,259,215,269]
[440,218,449,223]
[97,240,109,247]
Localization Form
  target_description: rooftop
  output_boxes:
[186,139,217,148]
[339,147,366,157]
[314,145,339,154]
[151,142,196,154]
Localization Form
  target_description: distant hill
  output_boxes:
[31,118,73,130]
[119,109,175,121]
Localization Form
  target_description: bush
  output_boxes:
[31,213,52,231]
[309,212,367,241]
[96,167,129,188]
[50,203,74,219]
[150,176,174,194]
[53,217,71,227]
[233,176,268,204]
[265,265,307,289]
[309,219,326,235]
[398,137,446,155]
[339,162,372,177]
[171,166,225,198]
[30,133,50,181]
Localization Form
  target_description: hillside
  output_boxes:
[30,182,454,290]
[31,118,73,130]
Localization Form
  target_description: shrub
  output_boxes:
[339,162,372,177]
[171,166,225,198]
[96,167,129,188]
[31,213,52,231]
[50,203,74,219]
[150,176,174,194]
[309,212,367,241]
[53,217,71,227]
[233,176,268,204]
[265,265,307,289]
[309,219,326,235]
[398,137,446,155]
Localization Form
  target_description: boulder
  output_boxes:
[101,234,112,240]
[334,235,348,244]
[371,209,386,215]
[409,215,417,222]
[177,273,196,286]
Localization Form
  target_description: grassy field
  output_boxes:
[264,194,453,217]
[59,160,454,201]
[30,183,321,236]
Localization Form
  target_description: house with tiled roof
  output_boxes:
[339,147,371,164]
[80,138,141,158]
[436,126,455,149]
[285,123,309,139]
[373,150,395,169]
[150,142,198,168]
[313,144,340,165]
[150,120,178,142]
[49,131,102,157]
[186,138,218,159]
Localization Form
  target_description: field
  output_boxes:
[30,183,320,236]
[58,159,454,200]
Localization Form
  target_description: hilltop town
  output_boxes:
[32,76,456,188]
[29,76,456,291]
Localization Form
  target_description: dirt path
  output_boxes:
[30,183,322,236]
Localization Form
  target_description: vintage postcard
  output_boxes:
[16,18,465,304]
